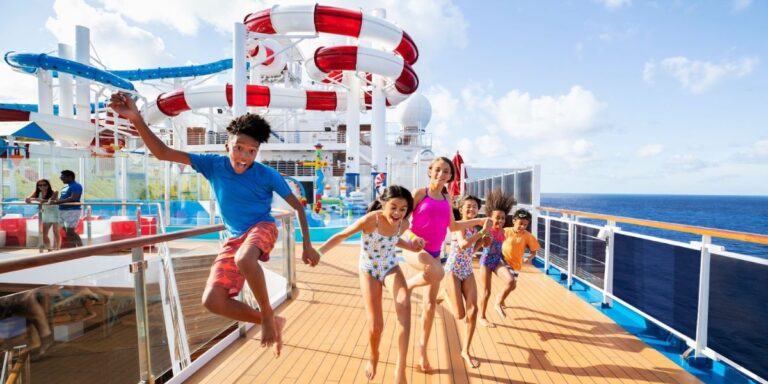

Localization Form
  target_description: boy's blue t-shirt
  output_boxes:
[59,181,83,211]
[189,153,292,238]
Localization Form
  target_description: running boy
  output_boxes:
[108,92,320,357]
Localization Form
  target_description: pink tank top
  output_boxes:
[410,193,451,253]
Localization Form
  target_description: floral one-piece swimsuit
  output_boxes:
[359,215,403,283]
[444,227,478,281]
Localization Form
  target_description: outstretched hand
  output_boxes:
[411,236,425,251]
[108,92,141,121]
[302,246,320,267]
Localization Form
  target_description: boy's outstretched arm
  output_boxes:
[108,92,190,165]
[284,194,320,266]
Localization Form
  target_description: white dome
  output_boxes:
[396,93,431,128]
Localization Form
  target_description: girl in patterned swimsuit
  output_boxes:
[478,189,518,328]
[318,186,423,384]
[403,157,488,372]
[443,195,491,368]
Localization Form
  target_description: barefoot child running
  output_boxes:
[317,186,423,384]
[478,189,517,327]
[499,209,540,307]
[109,92,320,357]
[443,195,491,369]
[404,156,488,371]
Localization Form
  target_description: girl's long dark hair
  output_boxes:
[33,179,53,200]
[367,185,415,217]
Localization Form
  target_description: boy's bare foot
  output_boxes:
[479,318,495,328]
[274,316,286,357]
[418,344,432,372]
[260,316,277,349]
[494,302,506,319]
[365,352,379,380]
[461,350,480,368]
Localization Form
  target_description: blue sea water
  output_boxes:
[540,194,768,258]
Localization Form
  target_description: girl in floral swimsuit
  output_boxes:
[478,189,518,328]
[318,185,423,384]
[443,195,491,368]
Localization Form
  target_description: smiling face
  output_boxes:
[460,199,479,220]
[428,159,453,187]
[490,210,506,229]
[225,134,260,174]
[382,197,409,223]
[512,218,529,232]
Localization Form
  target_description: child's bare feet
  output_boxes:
[365,351,379,380]
[494,302,506,319]
[273,316,285,357]
[394,363,407,384]
[479,317,495,328]
[418,343,432,372]
[260,315,277,350]
[461,349,480,368]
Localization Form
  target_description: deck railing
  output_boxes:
[0,210,296,384]
[536,206,768,384]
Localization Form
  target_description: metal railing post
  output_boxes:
[566,217,576,289]
[693,235,712,362]
[131,246,154,384]
[86,205,93,246]
[544,216,551,272]
[136,206,143,237]
[601,220,617,308]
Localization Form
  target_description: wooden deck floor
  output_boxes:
[186,244,700,384]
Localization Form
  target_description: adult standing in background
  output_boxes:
[53,170,83,248]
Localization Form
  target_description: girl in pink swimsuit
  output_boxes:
[403,157,488,372]
[318,186,422,383]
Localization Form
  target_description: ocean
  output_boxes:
[539,193,768,258]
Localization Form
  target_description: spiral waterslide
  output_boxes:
[143,4,419,124]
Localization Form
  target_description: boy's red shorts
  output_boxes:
[205,222,279,297]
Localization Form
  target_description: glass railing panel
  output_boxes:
[143,258,173,379]
[612,233,699,339]
[517,170,532,205]
[0,261,143,383]
[573,224,605,287]
[502,174,515,198]
[707,252,768,381]
[548,219,569,271]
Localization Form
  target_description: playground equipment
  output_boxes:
[301,143,328,214]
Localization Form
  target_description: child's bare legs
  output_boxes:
[493,266,516,319]
[405,250,444,371]
[461,274,480,368]
[385,268,411,384]
[444,272,465,320]
[360,273,384,380]
[202,244,284,357]
[478,266,495,327]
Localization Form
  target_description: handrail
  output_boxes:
[0,224,224,274]
[538,206,768,245]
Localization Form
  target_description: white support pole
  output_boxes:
[602,220,617,307]
[75,26,91,122]
[164,161,171,224]
[567,216,574,289]
[58,44,74,118]
[232,22,247,118]
[694,235,712,358]
[544,216,551,271]
[36,70,53,115]
[344,42,361,194]
[531,165,541,238]
[370,8,387,176]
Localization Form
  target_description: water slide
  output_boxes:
[143,4,420,124]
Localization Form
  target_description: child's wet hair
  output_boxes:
[428,157,456,183]
[484,188,516,215]
[367,185,415,217]
[226,113,271,143]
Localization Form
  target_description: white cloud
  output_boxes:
[532,139,597,169]
[666,154,710,172]
[732,0,752,11]
[493,86,604,139]
[637,144,663,157]
[644,56,759,93]
[46,0,173,69]
[755,140,768,156]
[0,65,38,103]
[595,0,631,10]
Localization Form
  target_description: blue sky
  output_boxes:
[1,0,766,195]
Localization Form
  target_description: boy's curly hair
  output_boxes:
[226,113,271,143]
[484,188,516,215]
